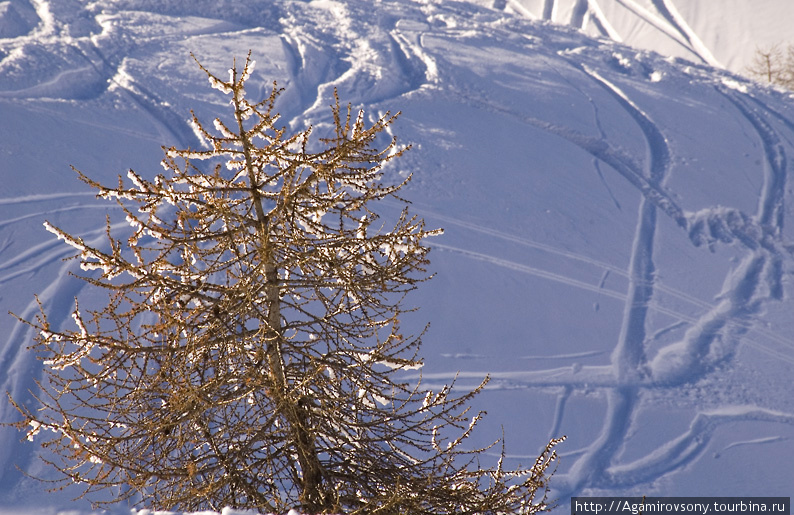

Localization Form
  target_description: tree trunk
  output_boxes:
[233,84,328,512]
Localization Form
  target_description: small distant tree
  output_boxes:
[9,53,562,514]
[746,43,794,89]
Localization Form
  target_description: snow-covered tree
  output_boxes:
[9,53,562,514]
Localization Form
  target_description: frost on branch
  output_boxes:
[8,51,562,514]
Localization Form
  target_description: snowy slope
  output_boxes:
[2,0,794,512]
[470,0,794,75]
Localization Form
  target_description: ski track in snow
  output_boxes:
[584,0,692,55]
[648,0,720,67]
[2,0,794,510]
[523,56,793,494]
[492,0,721,68]
[408,200,789,356]
[0,229,108,488]
[0,192,97,206]
[404,11,794,500]
[0,205,113,230]
[712,435,789,459]
[585,0,623,42]
[576,63,669,382]
[545,60,671,493]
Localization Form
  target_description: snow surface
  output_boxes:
[470,0,794,75]
[1,0,794,513]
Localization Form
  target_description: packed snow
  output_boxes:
[2,0,794,513]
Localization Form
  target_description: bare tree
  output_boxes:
[746,43,794,89]
[9,53,563,514]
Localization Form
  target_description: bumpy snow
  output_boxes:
[2,0,794,513]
